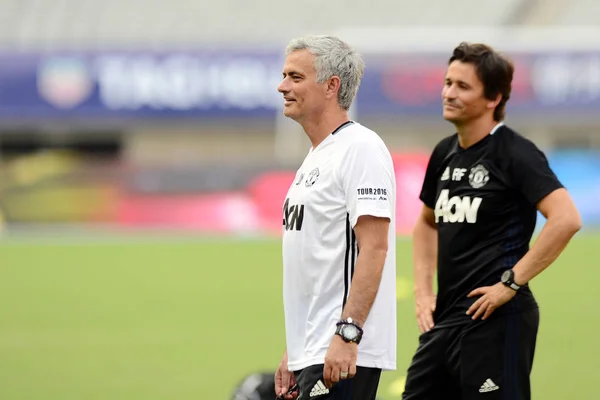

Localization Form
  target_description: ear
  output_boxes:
[325,76,341,100]
[486,93,502,110]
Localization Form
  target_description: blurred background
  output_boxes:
[0,1,599,399]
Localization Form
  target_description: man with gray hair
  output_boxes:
[274,35,397,400]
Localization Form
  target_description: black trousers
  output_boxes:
[402,309,540,400]
[293,363,382,400]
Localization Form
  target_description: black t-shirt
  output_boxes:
[420,125,563,327]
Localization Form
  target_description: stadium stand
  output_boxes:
[0,0,526,48]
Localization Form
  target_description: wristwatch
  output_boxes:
[501,269,521,291]
[335,318,363,344]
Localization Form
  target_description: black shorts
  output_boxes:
[293,363,382,400]
[402,308,539,400]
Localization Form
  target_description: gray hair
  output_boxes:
[286,35,365,110]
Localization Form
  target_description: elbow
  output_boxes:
[569,214,583,235]
[546,211,582,238]
[546,201,583,237]
[372,244,389,259]
[561,211,583,237]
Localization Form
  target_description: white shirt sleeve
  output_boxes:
[338,139,395,228]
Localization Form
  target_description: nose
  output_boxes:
[278,78,289,94]
[443,83,457,100]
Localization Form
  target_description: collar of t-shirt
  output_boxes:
[309,120,355,153]
[455,121,505,152]
[490,121,504,135]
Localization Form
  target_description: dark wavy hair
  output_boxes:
[449,42,514,121]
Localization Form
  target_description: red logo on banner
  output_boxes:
[38,58,93,109]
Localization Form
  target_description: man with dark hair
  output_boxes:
[402,42,582,399]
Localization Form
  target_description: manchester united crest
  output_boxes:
[469,164,489,189]
[305,168,320,187]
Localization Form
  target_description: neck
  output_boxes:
[456,117,500,149]
[300,108,350,149]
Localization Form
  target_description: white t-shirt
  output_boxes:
[282,121,397,372]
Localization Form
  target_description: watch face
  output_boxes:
[501,270,511,282]
[342,324,359,340]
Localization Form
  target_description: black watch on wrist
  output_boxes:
[335,318,363,344]
[501,269,521,291]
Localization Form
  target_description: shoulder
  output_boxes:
[341,122,385,143]
[493,125,545,158]
[427,134,457,163]
[433,134,457,154]
[494,125,537,149]
[337,122,390,155]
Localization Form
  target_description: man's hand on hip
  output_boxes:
[323,335,358,388]
[467,282,517,320]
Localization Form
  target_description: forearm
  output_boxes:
[413,220,438,296]
[513,215,580,285]
[341,247,387,327]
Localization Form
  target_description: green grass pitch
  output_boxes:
[0,234,598,399]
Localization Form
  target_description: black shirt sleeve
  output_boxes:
[420,137,454,209]
[509,137,564,205]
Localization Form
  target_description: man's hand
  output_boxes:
[323,335,358,388]
[275,351,298,399]
[466,283,517,320]
[415,294,436,333]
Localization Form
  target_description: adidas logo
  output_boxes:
[479,378,500,393]
[441,167,450,181]
[309,380,329,397]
